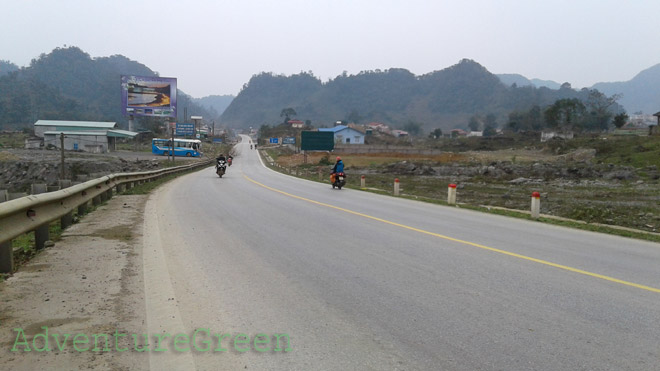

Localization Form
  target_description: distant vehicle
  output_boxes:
[152,138,202,157]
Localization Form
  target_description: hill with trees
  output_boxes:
[0,60,19,77]
[221,59,622,133]
[592,63,660,115]
[0,47,218,131]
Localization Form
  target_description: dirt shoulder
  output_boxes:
[0,194,149,370]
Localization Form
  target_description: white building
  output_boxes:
[318,125,365,144]
[34,120,138,153]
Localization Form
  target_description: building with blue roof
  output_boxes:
[318,125,365,144]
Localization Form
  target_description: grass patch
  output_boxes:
[0,133,28,149]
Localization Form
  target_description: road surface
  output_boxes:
[142,135,660,370]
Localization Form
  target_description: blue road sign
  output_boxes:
[269,137,279,144]
[176,123,195,136]
[283,137,296,144]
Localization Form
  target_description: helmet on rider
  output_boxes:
[336,156,341,161]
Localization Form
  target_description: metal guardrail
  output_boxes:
[0,159,212,273]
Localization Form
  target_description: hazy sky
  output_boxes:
[2,0,659,98]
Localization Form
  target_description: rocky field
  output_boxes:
[264,138,660,234]
[0,149,191,193]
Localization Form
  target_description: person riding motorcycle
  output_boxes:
[227,155,233,166]
[330,156,344,183]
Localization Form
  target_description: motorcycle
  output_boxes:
[330,172,346,189]
[216,159,227,178]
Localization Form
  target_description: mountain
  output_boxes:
[592,63,660,114]
[530,78,561,90]
[193,95,234,117]
[221,60,596,131]
[497,74,533,87]
[0,47,218,130]
[496,74,561,90]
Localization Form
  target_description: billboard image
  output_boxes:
[121,75,177,117]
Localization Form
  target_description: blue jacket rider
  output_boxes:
[332,157,344,173]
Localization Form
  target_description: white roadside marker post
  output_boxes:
[448,183,457,205]
[361,175,365,188]
[394,178,400,196]
[531,191,541,219]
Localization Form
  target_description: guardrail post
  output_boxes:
[93,194,102,206]
[0,189,7,202]
[78,200,88,216]
[360,175,365,188]
[0,241,12,274]
[531,192,541,219]
[31,184,49,250]
[447,183,457,205]
[61,211,73,229]
[106,188,113,200]
[116,183,125,193]
[394,178,400,196]
[58,180,72,189]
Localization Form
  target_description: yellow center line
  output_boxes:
[242,173,660,294]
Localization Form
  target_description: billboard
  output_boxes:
[301,131,334,151]
[121,75,177,117]
[283,137,296,144]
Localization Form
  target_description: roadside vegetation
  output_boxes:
[261,134,660,242]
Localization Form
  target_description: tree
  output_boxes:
[485,113,498,129]
[280,107,297,123]
[583,90,621,131]
[429,128,443,139]
[402,121,423,136]
[483,125,497,137]
[613,113,628,129]
[468,116,480,131]
[544,99,585,131]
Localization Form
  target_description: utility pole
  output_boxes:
[60,133,66,179]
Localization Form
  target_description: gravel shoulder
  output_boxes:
[0,194,149,370]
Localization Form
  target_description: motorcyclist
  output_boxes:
[227,155,233,166]
[330,156,344,183]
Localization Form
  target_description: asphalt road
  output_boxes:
[143,135,660,370]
